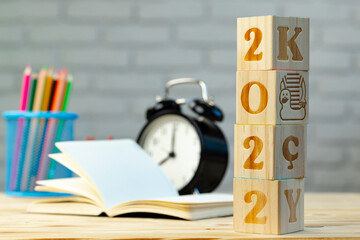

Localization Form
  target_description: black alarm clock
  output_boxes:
[137,78,228,195]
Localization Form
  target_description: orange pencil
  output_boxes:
[50,69,67,111]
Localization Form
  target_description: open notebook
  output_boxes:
[27,139,233,220]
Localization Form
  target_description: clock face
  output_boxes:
[138,114,201,191]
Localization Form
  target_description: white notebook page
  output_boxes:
[55,139,179,209]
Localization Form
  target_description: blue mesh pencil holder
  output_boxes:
[3,111,78,197]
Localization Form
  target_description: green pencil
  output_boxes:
[61,74,73,111]
[29,75,38,111]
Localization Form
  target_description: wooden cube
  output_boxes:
[234,124,306,180]
[233,178,304,234]
[237,16,309,71]
[236,70,309,125]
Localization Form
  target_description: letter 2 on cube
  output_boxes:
[237,16,309,71]
[234,124,306,180]
[233,178,304,234]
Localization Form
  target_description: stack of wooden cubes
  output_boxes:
[234,16,309,234]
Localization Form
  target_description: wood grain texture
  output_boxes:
[234,124,306,180]
[234,178,304,234]
[236,71,309,125]
[237,16,309,71]
[0,193,359,239]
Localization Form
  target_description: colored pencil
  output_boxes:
[28,75,38,111]
[25,76,33,111]
[19,66,31,111]
[20,67,48,190]
[32,67,48,111]
[47,74,73,179]
[37,69,68,181]
[50,69,67,111]
[15,75,38,190]
[61,74,72,111]
[41,68,54,111]
[9,66,31,190]
[28,69,55,188]
[11,66,74,191]
[47,77,57,111]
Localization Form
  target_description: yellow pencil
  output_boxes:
[41,67,54,111]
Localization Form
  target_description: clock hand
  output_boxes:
[159,155,171,166]
[159,126,177,166]
[158,151,176,166]
[171,123,177,152]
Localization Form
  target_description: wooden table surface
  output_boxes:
[0,193,359,239]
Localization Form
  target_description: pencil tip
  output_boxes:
[47,67,54,75]
[67,74,73,82]
[24,65,32,74]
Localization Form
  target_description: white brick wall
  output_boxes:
[67,1,132,20]
[0,1,59,19]
[29,25,98,43]
[135,49,203,67]
[60,49,129,67]
[0,0,359,193]
[104,26,170,44]
[138,1,203,20]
